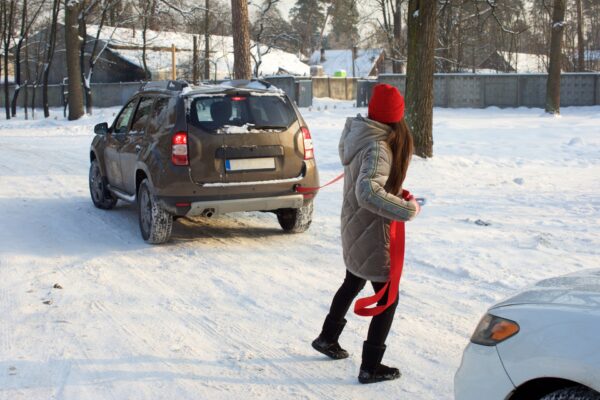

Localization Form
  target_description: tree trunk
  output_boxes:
[11,0,27,117]
[405,0,436,158]
[392,0,402,73]
[65,0,84,120]
[576,0,585,71]
[193,35,199,83]
[141,16,150,80]
[3,0,15,120]
[24,31,29,120]
[43,0,60,118]
[231,0,252,80]
[78,8,91,114]
[545,0,566,115]
[204,0,210,80]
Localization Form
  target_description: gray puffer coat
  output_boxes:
[339,115,417,282]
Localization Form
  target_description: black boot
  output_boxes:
[358,341,401,384]
[311,315,349,360]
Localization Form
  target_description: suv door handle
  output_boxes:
[135,145,141,153]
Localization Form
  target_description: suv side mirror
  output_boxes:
[94,122,109,135]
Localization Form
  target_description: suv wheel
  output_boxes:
[277,202,313,233]
[89,160,117,209]
[138,179,173,244]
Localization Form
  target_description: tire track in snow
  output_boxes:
[105,252,341,400]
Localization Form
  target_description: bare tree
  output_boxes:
[42,0,60,118]
[79,0,116,114]
[231,0,251,79]
[575,0,584,71]
[65,0,84,120]
[11,0,46,117]
[250,0,296,77]
[2,0,16,120]
[204,0,210,80]
[545,0,566,115]
[374,0,405,73]
[405,0,436,158]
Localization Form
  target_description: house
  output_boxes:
[309,48,386,78]
[20,24,309,84]
[453,46,516,73]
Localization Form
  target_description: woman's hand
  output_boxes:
[408,198,421,219]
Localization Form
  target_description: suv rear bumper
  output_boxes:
[186,194,304,217]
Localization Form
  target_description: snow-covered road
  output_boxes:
[1,102,599,399]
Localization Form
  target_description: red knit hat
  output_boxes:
[368,84,405,124]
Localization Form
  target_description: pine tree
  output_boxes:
[289,0,325,57]
[545,0,566,114]
[329,0,359,49]
[231,0,252,79]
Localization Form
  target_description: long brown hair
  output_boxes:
[384,118,414,195]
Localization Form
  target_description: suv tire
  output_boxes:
[540,387,600,400]
[138,179,173,244]
[277,202,313,233]
[89,159,118,210]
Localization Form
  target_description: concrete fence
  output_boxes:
[374,73,600,108]
[0,77,313,110]
[2,73,599,111]
[0,81,144,109]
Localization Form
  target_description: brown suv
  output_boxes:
[89,80,319,244]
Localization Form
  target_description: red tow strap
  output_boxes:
[294,173,345,193]
[354,190,412,317]
[296,172,409,318]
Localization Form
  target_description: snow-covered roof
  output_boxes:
[309,48,383,77]
[87,25,309,79]
[501,52,548,73]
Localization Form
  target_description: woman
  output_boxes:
[312,83,420,384]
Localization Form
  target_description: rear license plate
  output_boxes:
[225,157,276,171]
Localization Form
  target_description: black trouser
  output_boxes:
[328,269,399,346]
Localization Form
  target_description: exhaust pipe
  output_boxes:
[201,208,215,218]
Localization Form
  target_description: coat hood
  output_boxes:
[339,114,391,166]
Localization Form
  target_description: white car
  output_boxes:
[455,269,600,400]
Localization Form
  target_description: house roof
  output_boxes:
[309,48,383,77]
[501,52,548,73]
[87,25,309,79]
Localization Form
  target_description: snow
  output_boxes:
[1,101,599,399]
[309,49,383,78]
[86,25,310,79]
[501,51,548,73]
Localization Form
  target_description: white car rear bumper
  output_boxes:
[455,343,515,400]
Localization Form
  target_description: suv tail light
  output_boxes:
[172,132,189,166]
[301,127,314,160]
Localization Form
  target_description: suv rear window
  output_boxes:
[189,95,296,133]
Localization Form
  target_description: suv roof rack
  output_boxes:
[142,80,190,92]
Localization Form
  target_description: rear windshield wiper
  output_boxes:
[250,125,287,130]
